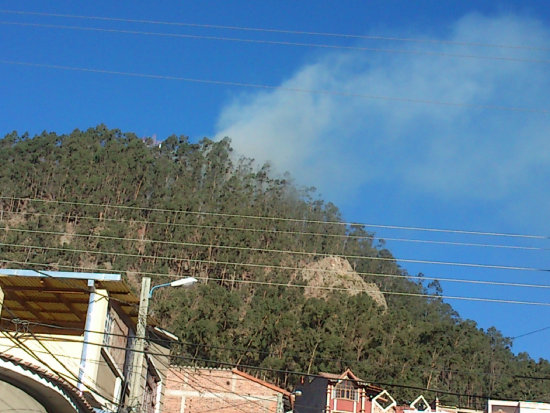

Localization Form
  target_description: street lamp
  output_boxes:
[148,277,198,298]
[128,276,198,410]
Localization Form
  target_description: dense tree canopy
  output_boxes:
[1,126,549,408]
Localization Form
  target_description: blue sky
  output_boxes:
[1,1,550,361]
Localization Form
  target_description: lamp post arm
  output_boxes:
[148,282,172,298]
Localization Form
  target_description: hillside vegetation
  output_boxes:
[1,126,549,407]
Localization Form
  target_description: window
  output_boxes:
[103,308,114,346]
[334,381,358,401]
[103,307,130,374]
[143,359,160,413]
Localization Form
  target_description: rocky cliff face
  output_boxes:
[300,256,387,309]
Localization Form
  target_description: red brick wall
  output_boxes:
[162,367,284,413]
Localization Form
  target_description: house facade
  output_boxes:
[0,269,173,413]
[293,369,386,413]
[163,366,292,413]
[487,400,550,413]
[0,351,94,413]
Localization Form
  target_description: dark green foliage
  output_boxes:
[1,126,549,407]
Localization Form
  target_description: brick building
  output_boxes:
[163,367,292,413]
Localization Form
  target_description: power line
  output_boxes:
[17,316,550,406]
[4,260,550,306]
[3,308,118,402]
[513,375,550,382]
[0,330,272,413]
[0,322,495,402]
[0,332,87,396]
[11,318,519,382]
[4,342,504,397]
[1,239,547,273]
[3,227,547,274]
[4,196,549,240]
[168,363,272,413]
[0,9,547,52]
[6,235,550,290]
[27,328,121,407]
[1,59,549,114]
[512,325,550,340]
[8,328,525,410]
[0,306,120,409]
[0,338,295,403]
[3,208,546,252]
[176,377,258,413]
[2,21,550,66]
[2,257,550,307]
[3,228,550,289]
[0,251,140,312]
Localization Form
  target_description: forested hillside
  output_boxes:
[1,126,549,408]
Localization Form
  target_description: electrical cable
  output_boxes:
[1,338,499,407]
[0,227,550,271]
[27,329,122,407]
[4,196,549,240]
[512,325,550,340]
[147,272,550,292]
[0,247,142,311]
[4,226,549,270]
[2,21,550,66]
[0,323,496,401]
[2,325,285,413]
[0,321,284,413]
[1,305,120,400]
[2,208,548,252]
[171,374,254,413]
[167,362,272,413]
[3,200,550,390]
[89,345,517,385]
[0,316,532,383]
[1,60,548,114]
[0,337,298,392]
[5,200,549,307]
[0,9,548,52]
[20,330,550,407]
[1,240,546,274]
[0,319,496,380]
[1,312,524,392]
[3,257,550,308]
[0,306,121,408]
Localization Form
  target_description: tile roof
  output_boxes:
[319,368,383,392]
[0,352,95,413]
[232,368,291,397]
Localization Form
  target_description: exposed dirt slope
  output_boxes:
[301,256,387,309]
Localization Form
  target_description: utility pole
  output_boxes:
[128,276,150,412]
[126,276,196,412]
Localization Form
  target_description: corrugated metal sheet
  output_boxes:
[0,274,140,334]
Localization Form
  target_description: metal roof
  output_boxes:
[0,270,140,334]
[0,269,121,281]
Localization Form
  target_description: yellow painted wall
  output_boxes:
[0,333,84,388]
[0,289,119,407]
